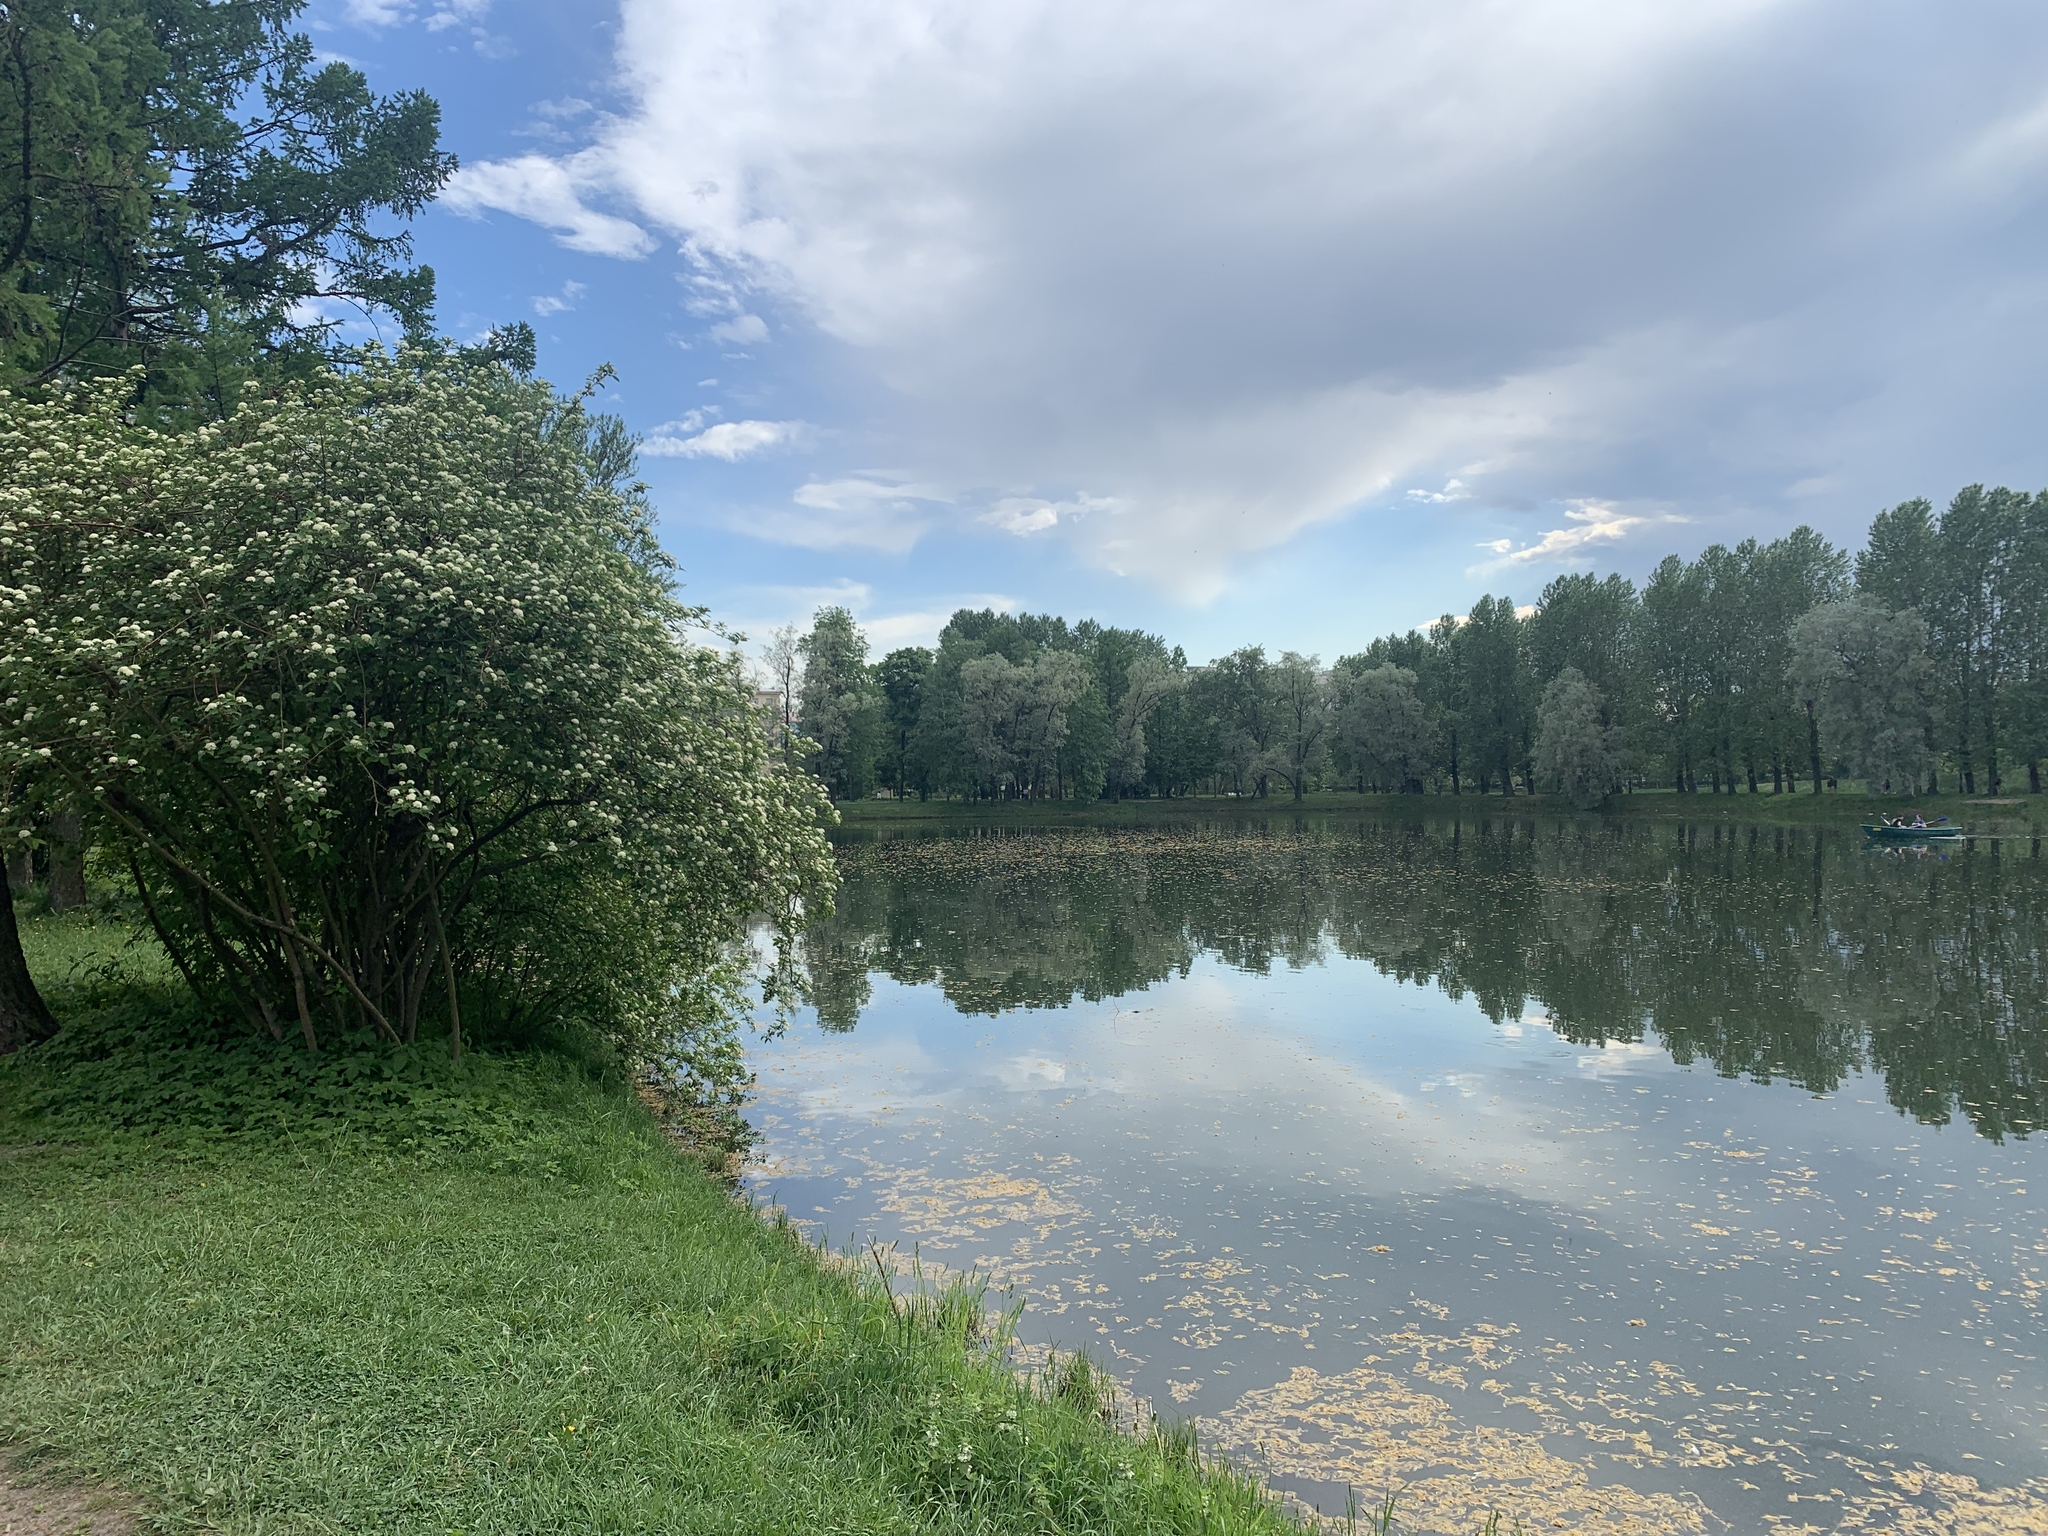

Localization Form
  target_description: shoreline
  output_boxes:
[834,787,2047,835]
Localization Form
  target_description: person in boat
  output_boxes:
[1911,812,1926,827]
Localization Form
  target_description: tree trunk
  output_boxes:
[1985,700,2000,794]
[47,813,85,912]
[1804,701,1823,793]
[5,850,29,895]
[0,888,59,1054]
[1956,656,1975,795]
[2029,759,2040,795]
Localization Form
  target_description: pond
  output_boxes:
[744,814,2048,1534]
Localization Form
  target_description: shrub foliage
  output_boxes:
[0,352,834,1057]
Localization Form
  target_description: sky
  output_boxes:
[310,0,2048,663]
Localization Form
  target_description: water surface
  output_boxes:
[745,815,2048,1533]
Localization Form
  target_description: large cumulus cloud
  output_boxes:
[448,0,2048,597]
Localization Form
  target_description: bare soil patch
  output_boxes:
[0,1460,140,1536]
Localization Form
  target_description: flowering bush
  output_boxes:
[0,351,834,1059]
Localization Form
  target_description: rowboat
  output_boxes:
[1862,821,1964,841]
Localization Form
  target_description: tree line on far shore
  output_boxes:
[773,488,2048,808]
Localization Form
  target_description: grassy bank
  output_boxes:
[0,911,1298,1535]
[838,786,2048,834]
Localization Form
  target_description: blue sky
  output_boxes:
[310,0,2048,665]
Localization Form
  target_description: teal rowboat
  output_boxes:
[1863,822,1963,841]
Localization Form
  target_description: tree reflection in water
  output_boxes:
[803,817,2048,1142]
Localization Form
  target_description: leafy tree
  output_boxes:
[875,646,932,798]
[1743,528,1849,792]
[1205,646,1277,796]
[1422,616,1466,792]
[1331,663,1432,792]
[758,623,802,760]
[1,0,452,402]
[1050,663,1111,801]
[1109,654,1179,797]
[1455,595,1527,794]
[2002,492,2048,794]
[1641,554,1710,790]
[1938,485,2028,793]
[1528,573,1633,699]
[957,653,1021,792]
[1859,497,1949,792]
[1859,488,2038,794]
[1533,667,1621,808]
[1787,597,1936,794]
[1263,651,1328,801]
[1018,653,1093,797]
[1139,672,1216,798]
[1526,571,1647,785]
[797,606,880,801]
[1856,497,1940,614]
[955,651,1092,798]
[0,351,834,1056]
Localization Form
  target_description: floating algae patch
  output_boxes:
[1818,1467,2048,1534]
[1212,1362,1712,1535]
[1214,1348,2048,1535]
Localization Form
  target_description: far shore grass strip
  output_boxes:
[835,787,2047,833]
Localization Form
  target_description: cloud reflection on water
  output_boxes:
[748,816,2048,1533]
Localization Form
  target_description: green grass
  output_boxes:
[839,786,2047,833]
[1,910,1300,1535]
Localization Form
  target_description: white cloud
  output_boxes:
[981,493,1122,537]
[468,0,2047,592]
[424,0,490,31]
[344,0,497,39]
[442,155,655,258]
[643,418,809,460]
[1467,501,1677,576]
[1408,479,1473,505]
[729,478,953,552]
[709,313,769,346]
[792,477,947,513]
[531,279,586,316]
[984,501,1059,536]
